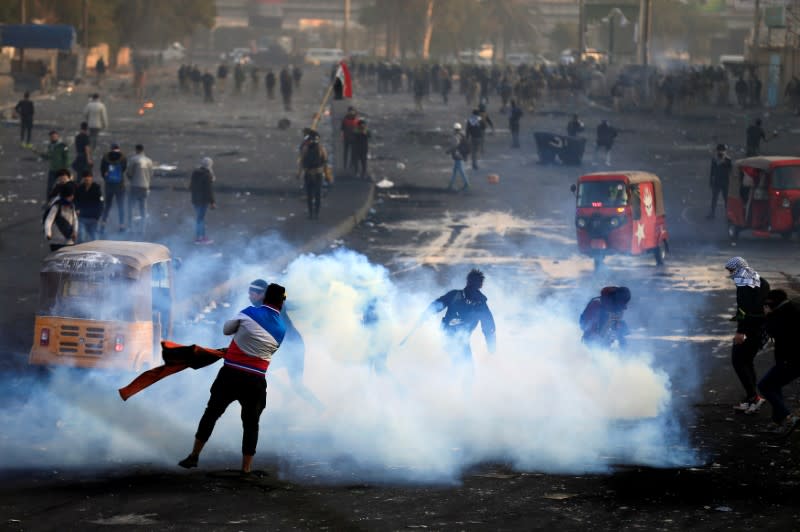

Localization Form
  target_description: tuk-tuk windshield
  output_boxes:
[41,273,146,321]
[577,181,628,208]
[773,166,800,190]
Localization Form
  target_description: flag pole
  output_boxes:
[311,78,336,131]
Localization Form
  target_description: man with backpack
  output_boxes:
[299,130,328,220]
[43,182,79,252]
[579,286,631,349]
[446,122,470,192]
[465,109,484,170]
[99,142,128,234]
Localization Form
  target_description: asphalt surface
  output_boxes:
[2,65,800,531]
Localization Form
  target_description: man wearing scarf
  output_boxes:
[726,257,770,414]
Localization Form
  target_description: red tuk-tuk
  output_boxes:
[727,156,800,241]
[571,171,669,268]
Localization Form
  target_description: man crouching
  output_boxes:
[179,283,287,474]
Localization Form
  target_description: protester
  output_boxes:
[579,286,631,349]
[46,169,73,203]
[99,143,127,234]
[465,110,484,170]
[340,106,360,171]
[726,257,770,414]
[350,119,370,180]
[190,157,216,243]
[508,100,523,149]
[265,69,276,100]
[420,269,496,364]
[202,70,215,103]
[758,289,800,435]
[447,122,470,192]
[84,94,109,151]
[745,118,768,157]
[279,67,293,111]
[44,130,70,199]
[43,181,78,252]
[595,119,618,167]
[95,57,106,86]
[125,144,153,234]
[15,91,34,148]
[75,169,103,242]
[707,143,732,220]
[72,122,93,177]
[567,114,585,137]
[178,283,287,474]
[299,130,328,220]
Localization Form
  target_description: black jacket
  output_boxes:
[190,167,215,206]
[765,300,800,365]
[431,288,496,350]
[75,182,104,220]
[710,156,732,188]
[734,279,770,334]
[15,99,34,122]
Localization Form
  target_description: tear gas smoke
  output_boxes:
[0,240,701,483]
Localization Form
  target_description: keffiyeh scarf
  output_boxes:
[725,256,761,288]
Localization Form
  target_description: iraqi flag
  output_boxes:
[335,60,353,99]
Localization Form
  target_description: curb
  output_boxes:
[173,183,375,317]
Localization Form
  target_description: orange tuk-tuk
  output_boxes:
[571,171,669,268]
[726,156,800,241]
[29,241,173,371]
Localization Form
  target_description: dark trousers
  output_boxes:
[20,119,32,144]
[511,126,520,148]
[89,128,100,150]
[710,185,727,216]
[266,86,274,99]
[351,150,367,178]
[342,139,353,169]
[102,183,126,226]
[281,91,292,111]
[196,365,267,456]
[759,363,800,423]
[732,334,763,400]
[470,138,481,169]
[46,170,59,198]
[305,172,323,219]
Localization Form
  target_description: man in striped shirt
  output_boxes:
[179,283,287,474]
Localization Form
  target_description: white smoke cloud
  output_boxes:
[0,246,699,482]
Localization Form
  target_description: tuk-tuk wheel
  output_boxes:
[727,224,740,240]
[654,240,667,266]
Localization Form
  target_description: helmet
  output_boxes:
[453,122,462,130]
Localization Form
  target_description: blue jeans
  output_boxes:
[194,204,208,238]
[79,217,99,242]
[128,187,149,232]
[448,159,469,190]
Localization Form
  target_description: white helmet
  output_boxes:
[453,122,462,130]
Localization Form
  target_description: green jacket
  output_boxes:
[47,141,70,172]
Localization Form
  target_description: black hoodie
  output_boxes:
[100,150,128,185]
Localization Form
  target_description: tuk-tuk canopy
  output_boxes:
[41,241,171,279]
[579,171,665,217]
[730,156,800,194]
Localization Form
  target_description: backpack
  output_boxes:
[466,115,483,138]
[106,162,123,184]
[42,200,74,239]
[302,143,323,169]
[579,297,602,333]
[457,135,471,158]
